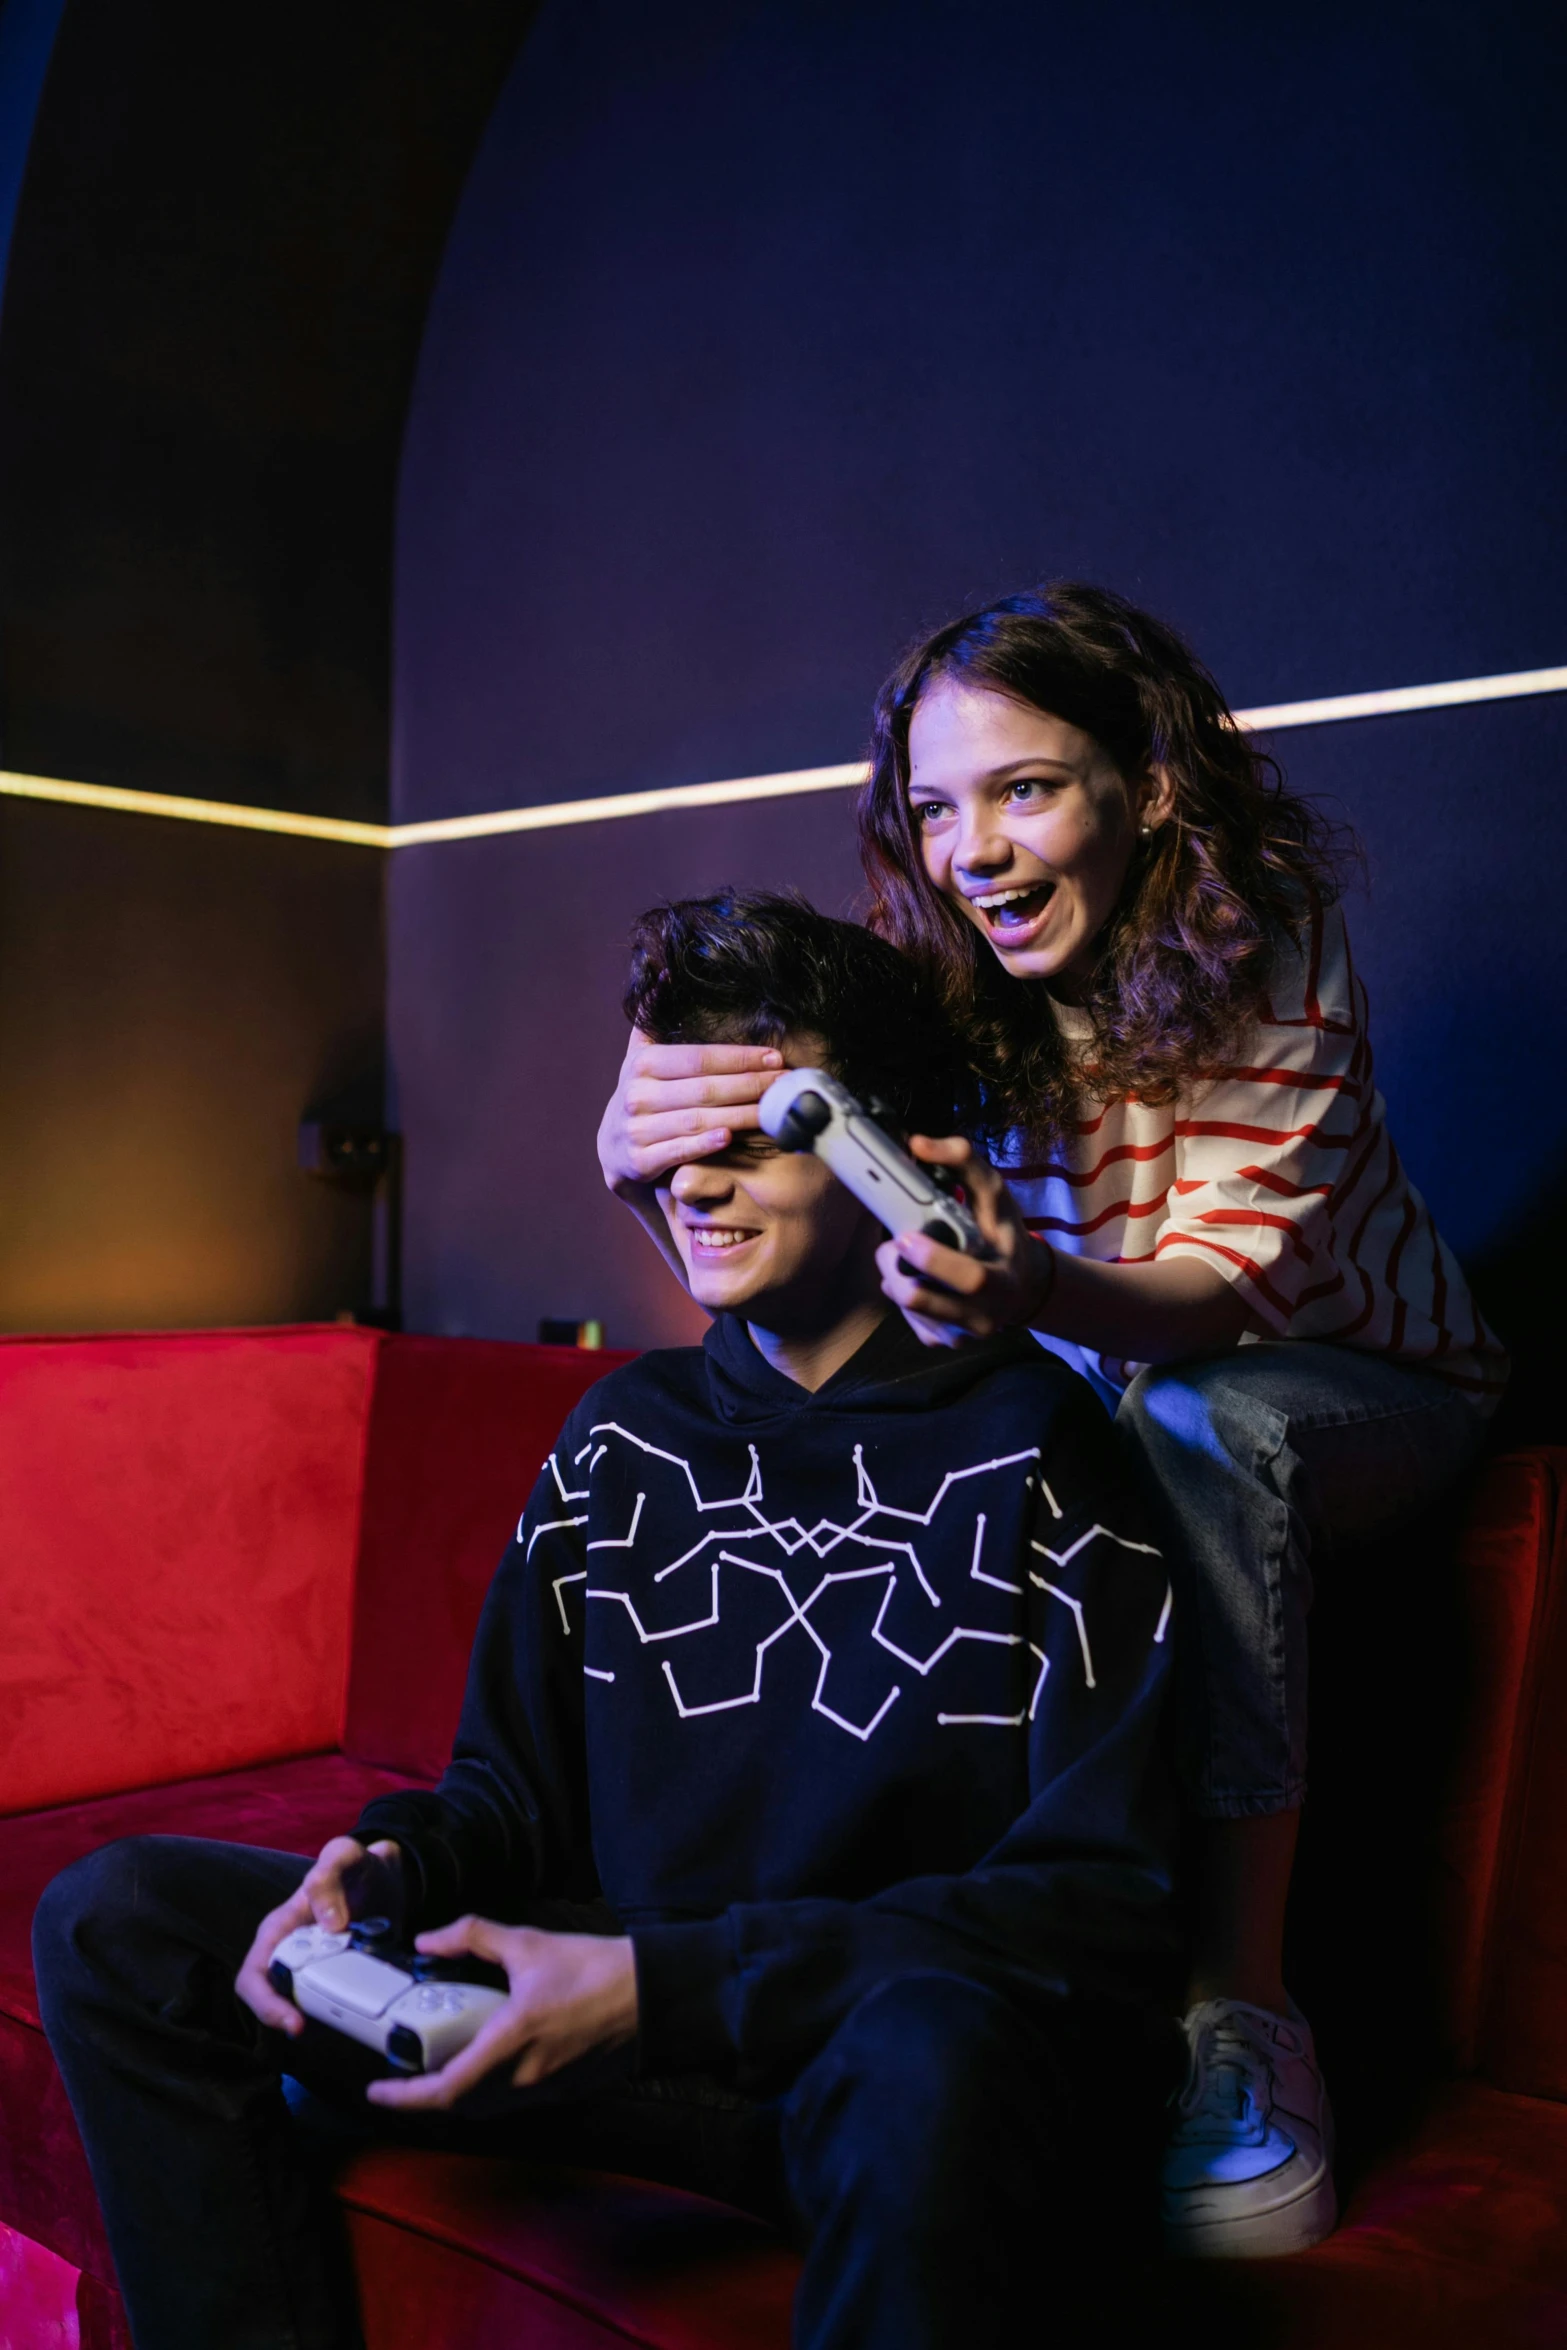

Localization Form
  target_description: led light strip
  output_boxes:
[3,661,1564,849]
[0,768,387,846]
[386,759,869,846]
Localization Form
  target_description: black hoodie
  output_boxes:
[353,1312,1177,2094]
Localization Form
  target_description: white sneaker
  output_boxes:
[1162,1997,1337,2258]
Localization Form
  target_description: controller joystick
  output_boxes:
[759,1069,992,1260]
[770,1088,832,1151]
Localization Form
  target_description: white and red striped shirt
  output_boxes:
[1002,900,1507,1411]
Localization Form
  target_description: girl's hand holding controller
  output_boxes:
[235,1836,404,2038]
[877,1134,1059,1350]
[363,1915,638,2112]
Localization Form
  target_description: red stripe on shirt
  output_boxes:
[1174,1117,1348,1150]
[1022,1189,1172,1239]
[1243,1169,1335,1202]
[1294,1269,1347,1313]
[1153,1231,1296,1321]
[1007,1135,1177,1187]
[1188,1207,1318,1266]
[1198,1065,1360,1095]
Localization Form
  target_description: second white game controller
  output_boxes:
[760,1067,992,1257]
[268,1920,506,2075]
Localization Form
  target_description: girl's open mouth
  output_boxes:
[970,881,1056,934]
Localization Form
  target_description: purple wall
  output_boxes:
[390,0,1567,1391]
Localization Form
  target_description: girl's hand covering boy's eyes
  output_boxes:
[597,1028,784,1192]
[876,1137,1056,1347]
[364,1919,638,2113]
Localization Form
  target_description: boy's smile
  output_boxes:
[685,1223,763,1258]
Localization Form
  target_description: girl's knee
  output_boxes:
[1118,1359,1281,1478]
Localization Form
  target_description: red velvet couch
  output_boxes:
[2,1326,1566,2348]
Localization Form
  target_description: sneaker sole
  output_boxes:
[1163,2164,1338,2260]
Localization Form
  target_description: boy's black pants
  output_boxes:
[33,1836,1171,2349]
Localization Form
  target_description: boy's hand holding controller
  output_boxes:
[363,1916,637,2113]
[236,1836,407,2039]
[235,1838,638,2108]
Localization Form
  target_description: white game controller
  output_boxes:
[268,1921,506,2075]
[760,1068,992,1257]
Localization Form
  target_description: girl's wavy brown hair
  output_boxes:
[858,582,1349,1151]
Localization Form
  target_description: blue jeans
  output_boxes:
[1114,1342,1489,1819]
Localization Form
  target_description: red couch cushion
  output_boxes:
[344,1338,633,1779]
[0,2222,85,2348]
[0,1752,422,2286]
[1286,1448,1567,2133]
[0,1326,631,1820]
[1477,1449,1567,2096]
[1430,1450,1567,2068]
[342,2151,795,2350]
[0,1328,379,1817]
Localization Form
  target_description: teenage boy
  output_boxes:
[35,891,1178,2350]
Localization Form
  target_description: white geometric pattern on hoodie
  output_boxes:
[522,1423,1168,1743]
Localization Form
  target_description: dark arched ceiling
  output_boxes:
[0,0,539,821]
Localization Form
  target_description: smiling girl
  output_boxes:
[599,584,1506,2259]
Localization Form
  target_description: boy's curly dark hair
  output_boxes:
[857,582,1351,1150]
[624,889,975,1140]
